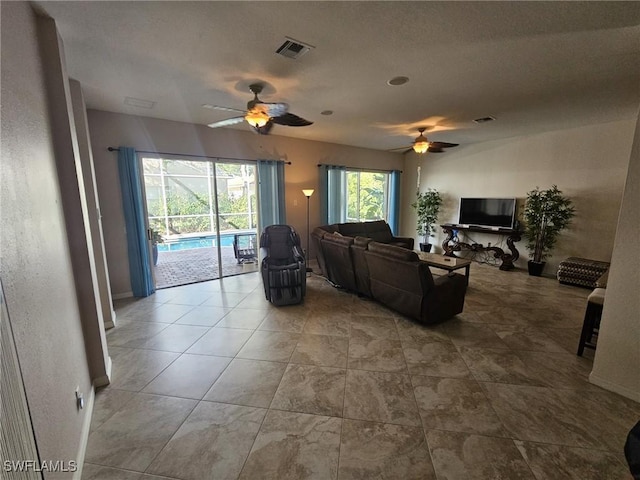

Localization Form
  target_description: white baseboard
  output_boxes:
[589,372,640,403]
[112,291,133,300]
[93,356,112,388]
[73,385,96,480]
[104,309,116,330]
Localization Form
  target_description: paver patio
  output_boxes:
[154,246,258,289]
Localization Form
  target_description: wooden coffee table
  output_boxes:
[416,251,472,285]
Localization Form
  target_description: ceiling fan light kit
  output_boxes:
[391,127,460,155]
[412,128,430,154]
[207,82,313,135]
[412,140,429,154]
[412,127,430,154]
[245,109,270,127]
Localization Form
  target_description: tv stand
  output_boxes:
[440,224,522,271]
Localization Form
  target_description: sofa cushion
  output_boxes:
[323,232,354,247]
[337,222,367,237]
[363,220,394,243]
[364,244,429,319]
[321,233,358,292]
[368,241,419,262]
[351,237,373,297]
[354,236,372,248]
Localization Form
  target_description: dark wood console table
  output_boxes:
[441,224,523,271]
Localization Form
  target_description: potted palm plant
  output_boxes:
[524,185,575,276]
[411,189,443,252]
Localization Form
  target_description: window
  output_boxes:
[320,165,400,233]
[345,170,390,222]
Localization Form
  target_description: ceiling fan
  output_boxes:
[205,83,313,135]
[391,127,459,154]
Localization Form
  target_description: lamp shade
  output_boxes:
[302,189,315,197]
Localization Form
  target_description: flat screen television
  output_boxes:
[458,198,516,229]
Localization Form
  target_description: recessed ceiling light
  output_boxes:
[124,96,155,109]
[473,116,496,124]
[321,110,333,116]
[387,76,409,86]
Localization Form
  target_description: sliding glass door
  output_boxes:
[142,156,257,288]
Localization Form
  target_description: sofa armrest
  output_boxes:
[390,236,414,250]
[422,273,467,323]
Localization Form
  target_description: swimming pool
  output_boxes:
[157,232,256,252]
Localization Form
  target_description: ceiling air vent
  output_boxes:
[124,96,155,109]
[473,116,495,124]
[276,37,314,59]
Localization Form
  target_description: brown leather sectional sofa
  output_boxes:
[311,220,467,324]
[311,220,414,279]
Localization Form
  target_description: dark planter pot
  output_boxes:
[528,260,546,276]
[419,243,432,253]
[152,244,159,266]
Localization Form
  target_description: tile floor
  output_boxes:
[83,263,638,479]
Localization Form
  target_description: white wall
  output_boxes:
[590,112,640,402]
[87,110,404,297]
[401,119,635,275]
[1,3,94,472]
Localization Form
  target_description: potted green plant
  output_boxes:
[523,185,575,276]
[150,228,164,266]
[411,189,442,252]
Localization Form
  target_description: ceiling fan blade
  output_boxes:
[429,141,459,149]
[263,102,289,118]
[427,147,444,153]
[207,116,245,128]
[388,145,412,152]
[252,120,274,135]
[205,105,247,114]
[271,112,313,127]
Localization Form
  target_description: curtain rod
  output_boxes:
[107,147,291,164]
[317,163,402,174]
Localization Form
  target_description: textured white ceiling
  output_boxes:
[37,1,640,151]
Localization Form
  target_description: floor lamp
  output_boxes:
[302,189,314,272]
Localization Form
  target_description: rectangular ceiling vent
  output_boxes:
[124,96,156,109]
[473,116,495,124]
[276,37,314,59]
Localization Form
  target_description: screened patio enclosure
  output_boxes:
[142,156,258,288]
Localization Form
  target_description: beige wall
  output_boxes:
[401,119,635,275]
[70,80,117,332]
[87,110,404,297]
[1,2,93,474]
[590,112,640,402]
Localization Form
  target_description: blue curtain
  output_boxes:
[117,147,155,297]
[319,164,347,224]
[388,170,402,235]
[257,160,286,230]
